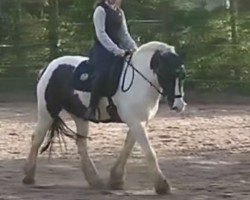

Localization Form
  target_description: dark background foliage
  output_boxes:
[0,0,249,95]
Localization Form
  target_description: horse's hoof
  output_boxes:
[109,169,125,190]
[90,179,106,189]
[108,180,124,190]
[154,177,171,195]
[22,177,35,185]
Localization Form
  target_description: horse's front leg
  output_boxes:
[129,121,171,195]
[72,116,104,189]
[109,130,135,189]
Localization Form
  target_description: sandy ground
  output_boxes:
[0,102,250,200]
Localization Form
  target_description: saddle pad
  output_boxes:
[72,57,125,97]
[72,60,94,92]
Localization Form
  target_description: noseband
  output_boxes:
[175,95,182,98]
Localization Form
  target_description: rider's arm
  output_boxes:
[93,6,124,56]
[118,10,138,51]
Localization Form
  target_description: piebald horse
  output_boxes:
[23,41,186,194]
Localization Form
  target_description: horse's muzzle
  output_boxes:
[172,98,187,112]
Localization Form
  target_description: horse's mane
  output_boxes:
[137,41,176,54]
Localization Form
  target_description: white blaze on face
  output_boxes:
[172,78,187,112]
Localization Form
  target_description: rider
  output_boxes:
[84,0,138,122]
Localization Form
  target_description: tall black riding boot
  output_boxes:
[84,75,102,123]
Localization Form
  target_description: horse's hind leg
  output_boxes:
[71,115,104,189]
[109,130,135,189]
[23,113,53,184]
[128,121,171,195]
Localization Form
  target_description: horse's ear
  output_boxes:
[150,50,162,72]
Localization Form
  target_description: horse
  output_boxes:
[22,41,187,195]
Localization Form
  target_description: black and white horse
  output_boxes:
[23,41,186,194]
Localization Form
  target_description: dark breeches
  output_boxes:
[89,41,123,96]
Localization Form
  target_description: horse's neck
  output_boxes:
[132,51,159,87]
[125,50,162,106]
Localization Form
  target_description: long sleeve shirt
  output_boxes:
[93,6,137,56]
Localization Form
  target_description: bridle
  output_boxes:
[121,54,183,99]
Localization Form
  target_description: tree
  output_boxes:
[229,0,238,44]
[47,0,60,59]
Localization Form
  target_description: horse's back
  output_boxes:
[43,55,87,75]
[38,55,87,88]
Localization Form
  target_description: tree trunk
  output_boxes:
[11,0,24,76]
[229,0,238,44]
[47,0,59,60]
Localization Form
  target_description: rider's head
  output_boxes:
[94,0,122,8]
[107,0,117,5]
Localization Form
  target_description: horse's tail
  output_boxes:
[40,116,78,154]
[33,65,48,97]
[37,65,48,83]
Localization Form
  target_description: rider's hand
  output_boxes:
[118,49,126,57]
[125,47,137,56]
[117,49,134,57]
[130,47,138,53]
[124,50,133,57]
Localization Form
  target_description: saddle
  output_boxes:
[72,58,125,122]
[72,58,124,96]
[71,60,94,92]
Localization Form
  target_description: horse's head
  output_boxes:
[150,49,187,112]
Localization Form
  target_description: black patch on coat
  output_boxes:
[44,64,87,119]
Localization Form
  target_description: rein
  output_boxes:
[121,54,165,96]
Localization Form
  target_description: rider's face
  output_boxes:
[107,0,117,5]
